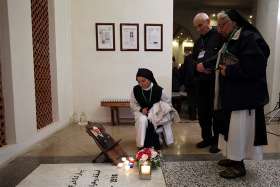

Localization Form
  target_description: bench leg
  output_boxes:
[116,108,120,125]
[110,108,115,126]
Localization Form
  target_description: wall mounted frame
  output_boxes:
[95,23,115,51]
[144,24,163,51]
[120,23,139,51]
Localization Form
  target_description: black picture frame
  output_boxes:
[95,23,115,51]
[120,23,139,51]
[144,24,163,51]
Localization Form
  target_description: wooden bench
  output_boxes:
[101,100,133,125]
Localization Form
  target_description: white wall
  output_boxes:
[0,0,73,166]
[256,0,280,111]
[72,0,173,122]
[52,0,73,121]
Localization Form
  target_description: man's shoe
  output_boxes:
[219,163,246,179]
[209,145,220,153]
[196,140,211,148]
[217,159,235,167]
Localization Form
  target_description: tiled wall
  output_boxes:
[0,59,6,147]
[31,0,53,129]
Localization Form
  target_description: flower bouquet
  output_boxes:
[135,147,161,169]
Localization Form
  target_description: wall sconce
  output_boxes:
[139,161,151,180]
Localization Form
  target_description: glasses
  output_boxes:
[217,20,230,29]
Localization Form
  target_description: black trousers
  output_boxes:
[144,122,160,150]
[186,86,197,120]
[196,78,216,143]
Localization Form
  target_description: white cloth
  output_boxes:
[130,89,175,147]
[148,101,180,128]
[147,101,179,145]
[218,110,263,161]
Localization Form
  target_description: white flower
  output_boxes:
[140,154,148,161]
[151,149,158,158]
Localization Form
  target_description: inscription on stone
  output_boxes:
[17,164,166,187]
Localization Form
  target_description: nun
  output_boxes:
[130,68,174,150]
[215,9,270,178]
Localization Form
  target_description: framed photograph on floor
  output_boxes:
[144,24,163,51]
[95,23,115,51]
[120,23,139,51]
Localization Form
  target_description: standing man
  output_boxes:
[192,13,224,153]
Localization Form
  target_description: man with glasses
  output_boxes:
[192,12,224,153]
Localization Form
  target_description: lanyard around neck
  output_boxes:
[141,86,152,104]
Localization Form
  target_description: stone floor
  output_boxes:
[0,120,279,186]
[162,160,280,187]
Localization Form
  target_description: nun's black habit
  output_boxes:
[218,9,269,146]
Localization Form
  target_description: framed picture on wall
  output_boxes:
[120,23,139,51]
[95,23,115,51]
[144,24,163,51]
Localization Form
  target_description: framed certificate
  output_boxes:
[95,23,115,51]
[144,24,163,51]
[120,23,139,51]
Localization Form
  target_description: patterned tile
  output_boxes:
[162,160,280,187]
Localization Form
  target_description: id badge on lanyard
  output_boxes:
[198,50,205,59]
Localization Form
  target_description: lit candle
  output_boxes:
[124,160,129,165]
[141,165,151,174]
[128,157,135,162]
[125,164,130,171]
[117,163,123,168]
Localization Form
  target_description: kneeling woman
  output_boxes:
[130,68,175,150]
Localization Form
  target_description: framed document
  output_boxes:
[95,23,115,51]
[120,23,139,51]
[144,24,163,51]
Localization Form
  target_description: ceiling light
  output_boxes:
[182,40,194,48]
[172,40,179,47]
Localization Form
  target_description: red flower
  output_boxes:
[143,148,152,158]
[135,148,161,168]
[136,148,155,160]
[136,151,144,160]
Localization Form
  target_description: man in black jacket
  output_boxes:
[192,13,224,153]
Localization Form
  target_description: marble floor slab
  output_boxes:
[17,163,166,187]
